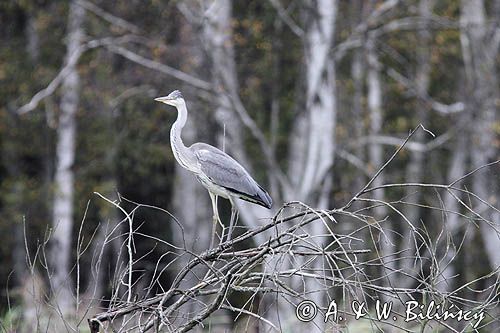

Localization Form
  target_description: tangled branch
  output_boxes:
[87,126,499,332]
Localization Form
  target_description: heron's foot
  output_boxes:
[225,207,238,244]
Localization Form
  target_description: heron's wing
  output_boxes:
[191,143,272,208]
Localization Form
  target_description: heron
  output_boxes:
[155,90,272,248]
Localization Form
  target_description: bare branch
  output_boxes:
[17,36,136,115]
[76,0,141,34]
[336,148,371,176]
[343,125,430,210]
[353,131,452,153]
[386,68,465,114]
[333,0,401,60]
[86,168,499,331]
[17,46,83,115]
[223,91,292,193]
[105,44,212,91]
[334,14,457,61]
[268,0,304,37]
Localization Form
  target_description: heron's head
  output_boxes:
[154,90,184,107]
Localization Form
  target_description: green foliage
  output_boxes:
[0,306,22,332]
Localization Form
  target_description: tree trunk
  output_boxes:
[202,1,339,330]
[400,0,434,289]
[438,130,467,292]
[295,0,337,204]
[49,0,85,315]
[351,47,365,193]
[203,0,247,164]
[460,0,500,271]
[275,1,338,331]
[366,36,393,282]
[202,0,271,241]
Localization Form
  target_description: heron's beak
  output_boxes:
[154,96,175,106]
[154,96,171,103]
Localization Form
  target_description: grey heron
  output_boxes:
[155,90,272,248]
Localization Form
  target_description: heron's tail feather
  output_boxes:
[256,185,273,209]
[227,184,273,209]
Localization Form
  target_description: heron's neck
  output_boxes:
[170,100,197,172]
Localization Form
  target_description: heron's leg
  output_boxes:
[227,197,239,241]
[214,195,224,228]
[227,207,238,241]
[209,192,219,249]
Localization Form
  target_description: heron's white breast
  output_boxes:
[195,173,232,199]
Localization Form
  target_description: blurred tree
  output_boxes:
[460,0,500,272]
[49,0,85,316]
[400,0,434,290]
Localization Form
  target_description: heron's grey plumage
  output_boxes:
[192,143,272,208]
[155,90,272,247]
[167,90,183,99]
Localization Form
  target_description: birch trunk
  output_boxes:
[202,1,338,330]
[351,47,365,193]
[49,0,84,315]
[400,0,434,289]
[366,37,393,281]
[295,0,337,204]
[202,0,271,240]
[203,0,247,165]
[438,130,467,291]
[460,0,500,271]
[277,1,339,331]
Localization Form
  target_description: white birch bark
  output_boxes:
[202,1,338,331]
[460,0,500,270]
[403,0,433,226]
[351,47,365,192]
[366,37,393,277]
[277,1,338,331]
[438,131,467,291]
[202,0,273,242]
[298,0,337,202]
[400,0,434,288]
[203,0,247,165]
[49,0,84,315]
